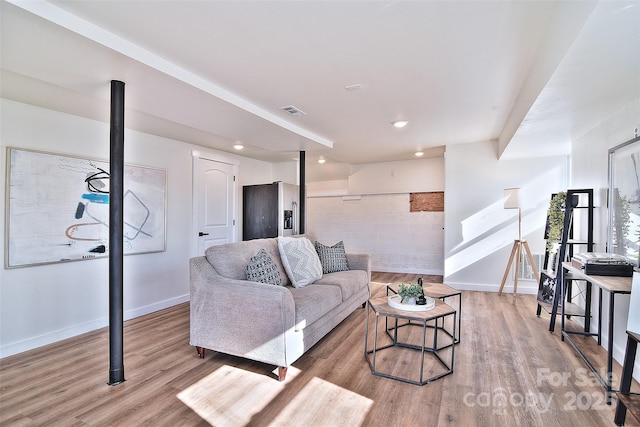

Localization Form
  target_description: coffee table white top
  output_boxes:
[387,295,435,311]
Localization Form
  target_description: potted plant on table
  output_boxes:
[398,282,424,305]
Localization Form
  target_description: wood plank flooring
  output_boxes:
[1,272,637,426]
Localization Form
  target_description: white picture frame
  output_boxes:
[628,271,640,335]
[607,136,640,267]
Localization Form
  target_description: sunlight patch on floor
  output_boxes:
[270,377,373,426]
[177,365,372,426]
[177,365,300,426]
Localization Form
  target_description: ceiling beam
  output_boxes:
[6,0,333,150]
[497,0,597,159]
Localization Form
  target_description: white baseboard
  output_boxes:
[0,294,189,359]
[123,294,189,320]
[373,266,444,276]
[0,318,109,359]
[444,281,539,295]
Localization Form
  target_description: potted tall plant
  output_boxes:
[546,192,566,253]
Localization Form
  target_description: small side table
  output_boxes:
[364,295,456,385]
[614,330,640,425]
[387,282,461,344]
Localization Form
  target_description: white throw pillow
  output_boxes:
[277,236,323,288]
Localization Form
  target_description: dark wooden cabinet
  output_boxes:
[243,183,279,240]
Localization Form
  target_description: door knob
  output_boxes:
[199,232,209,236]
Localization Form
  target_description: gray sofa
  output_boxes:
[189,236,371,381]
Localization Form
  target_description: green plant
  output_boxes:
[546,192,566,253]
[612,190,631,255]
[398,282,423,303]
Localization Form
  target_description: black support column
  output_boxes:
[108,80,126,386]
[299,151,305,235]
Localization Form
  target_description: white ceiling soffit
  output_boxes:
[497,0,598,158]
[1,0,333,157]
[501,0,640,160]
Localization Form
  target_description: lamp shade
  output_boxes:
[504,188,521,209]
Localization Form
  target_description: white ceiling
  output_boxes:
[1,1,639,182]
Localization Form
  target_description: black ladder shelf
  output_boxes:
[535,189,594,332]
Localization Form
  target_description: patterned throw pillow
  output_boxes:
[246,249,283,286]
[315,240,349,274]
[277,236,323,288]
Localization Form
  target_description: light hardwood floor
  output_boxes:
[1,272,637,426]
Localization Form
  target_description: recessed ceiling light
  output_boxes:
[233,144,244,150]
[392,120,409,128]
[317,158,326,164]
[415,151,424,157]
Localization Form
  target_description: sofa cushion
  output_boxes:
[314,240,349,274]
[246,249,284,286]
[289,284,342,329]
[277,236,323,288]
[205,238,290,285]
[314,269,369,301]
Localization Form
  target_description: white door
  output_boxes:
[193,157,236,254]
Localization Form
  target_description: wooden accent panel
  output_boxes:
[410,191,444,212]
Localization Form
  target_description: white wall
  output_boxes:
[307,158,445,274]
[348,157,444,194]
[0,99,275,357]
[570,98,640,378]
[272,161,300,185]
[444,140,569,293]
[307,179,349,197]
[307,195,444,275]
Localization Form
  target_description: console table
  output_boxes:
[559,262,632,404]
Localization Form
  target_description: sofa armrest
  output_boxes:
[346,253,371,282]
[189,256,296,366]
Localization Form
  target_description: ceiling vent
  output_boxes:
[279,105,306,117]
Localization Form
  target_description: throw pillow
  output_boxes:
[277,236,323,288]
[246,248,284,286]
[315,240,349,274]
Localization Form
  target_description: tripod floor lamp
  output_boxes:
[499,188,541,297]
